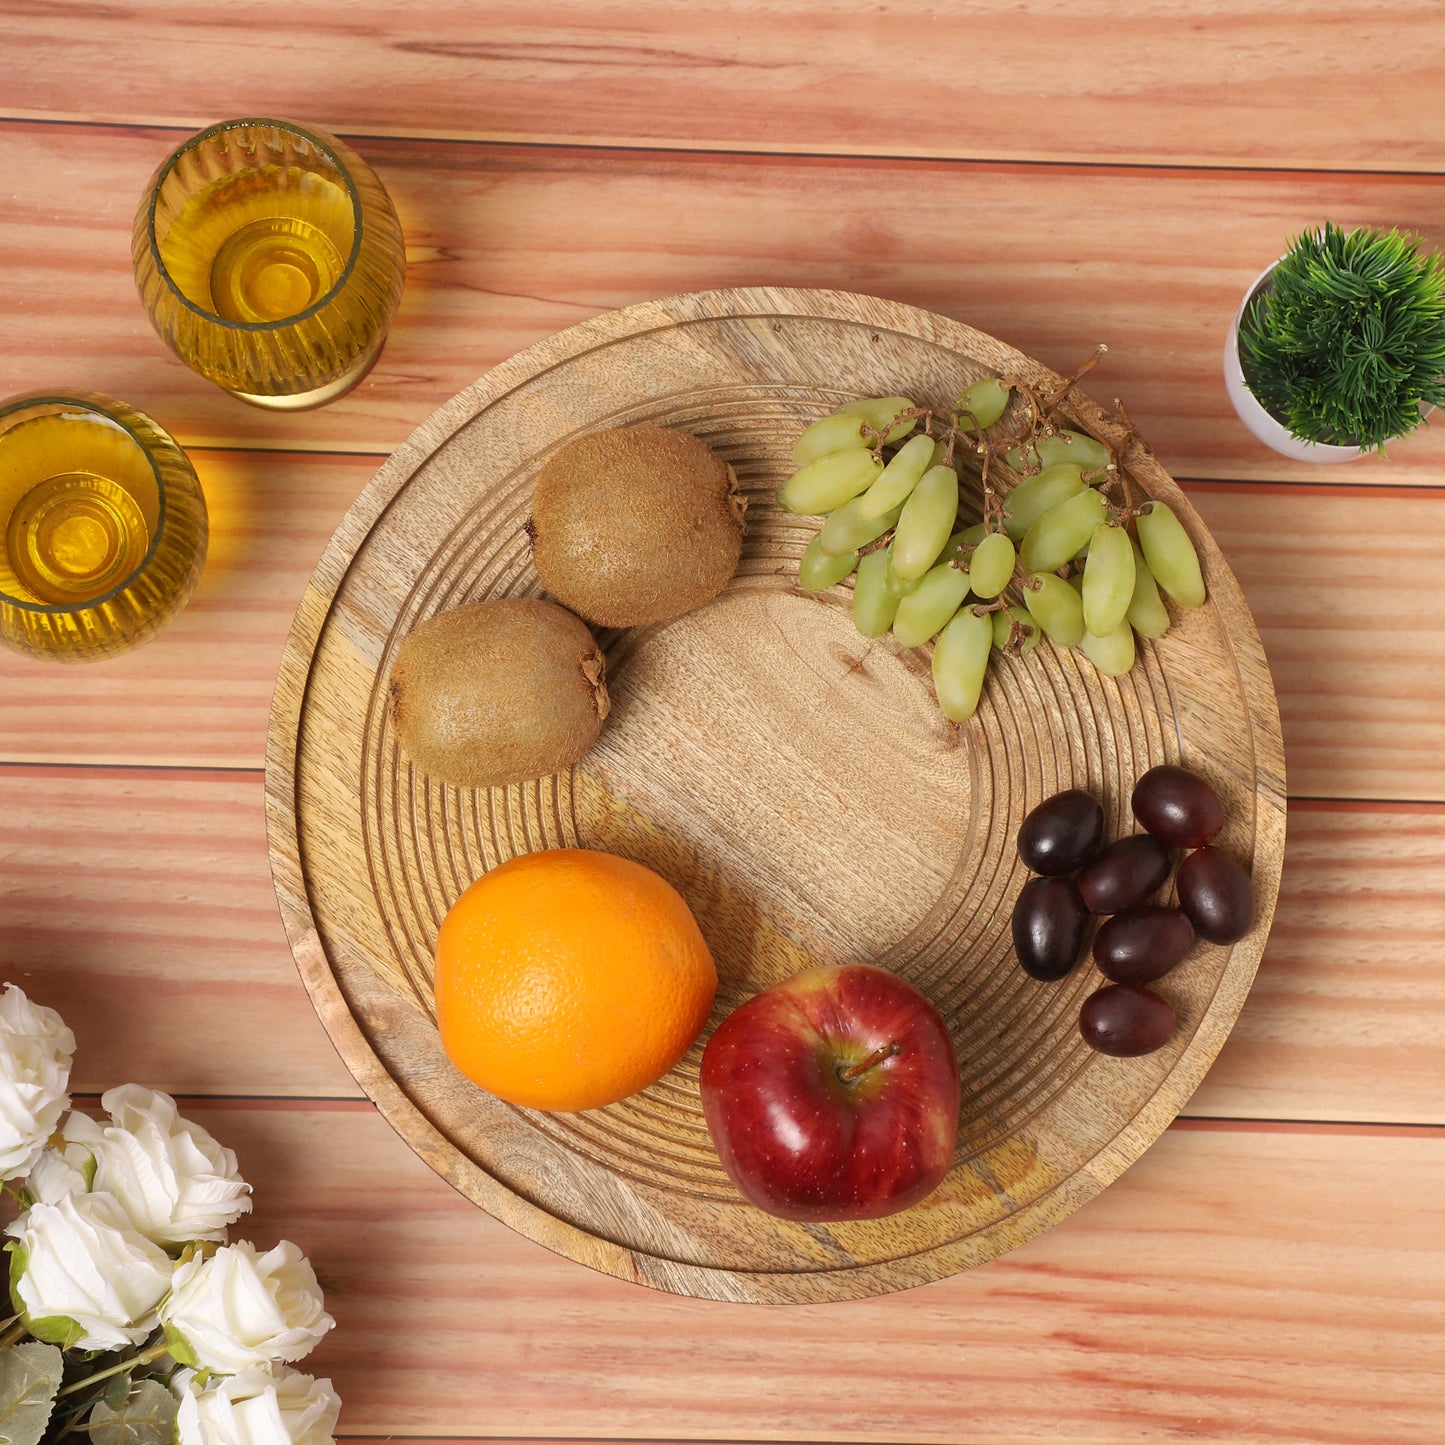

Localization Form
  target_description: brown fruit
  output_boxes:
[388,597,609,789]
[529,425,746,628]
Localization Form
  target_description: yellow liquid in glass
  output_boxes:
[7,471,149,605]
[159,166,354,323]
[0,411,158,610]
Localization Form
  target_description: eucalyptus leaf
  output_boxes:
[0,1341,63,1445]
[87,1380,177,1445]
[103,1372,134,1409]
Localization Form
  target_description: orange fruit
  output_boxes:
[433,848,717,1112]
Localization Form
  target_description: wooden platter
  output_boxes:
[264,287,1286,1304]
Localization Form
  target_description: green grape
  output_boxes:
[1080,619,1137,677]
[967,531,1016,599]
[992,605,1042,654]
[932,607,993,722]
[1126,537,1171,640]
[883,546,923,599]
[1019,486,1108,574]
[932,529,976,583]
[779,448,883,515]
[929,438,952,467]
[955,377,1010,431]
[1000,463,1086,541]
[935,523,983,569]
[818,497,902,557]
[1005,429,1112,475]
[852,549,900,638]
[1081,521,1135,636]
[856,433,938,520]
[1136,501,1206,608]
[798,534,859,591]
[833,396,917,446]
[1024,572,1086,647]
[891,464,960,580]
[792,413,872,467]
[892,560,971,648]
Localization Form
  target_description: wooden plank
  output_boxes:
[1189,802,1445,1124]
[1,2,1442,174]
[0,450,375,769]
[2,120,1445,481]
[1186,483,1445,802]
[0,766,362,1099]
[202,1101,1445,1442]
[4,456,1441,807]
[6,769,1444,1129]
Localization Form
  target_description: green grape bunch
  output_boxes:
[781,355,1206,723]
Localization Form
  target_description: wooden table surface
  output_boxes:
[3,5,1444,1442]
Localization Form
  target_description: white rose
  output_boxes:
[160,1240,335,1373]
[25,1131,93,1203]
[53,1085,252,1245]
[0,984,75,1180]
[4,1192,173,1349]
[175,1366,341,1445]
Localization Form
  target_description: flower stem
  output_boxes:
[0,1318,26,1349]
[56,1340,170,1397]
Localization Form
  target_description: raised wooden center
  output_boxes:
[581,584,975,985]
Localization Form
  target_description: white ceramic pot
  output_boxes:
[1223,261,1365,463]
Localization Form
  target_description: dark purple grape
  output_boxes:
[1076,834,1172,915]
[1011,876,1090,981]
[1177,846,1254,943]
[1131,764,1225,849]
[1092,905,1196,985]
[1017,789,1105,876]
[1079,984,1176,1057]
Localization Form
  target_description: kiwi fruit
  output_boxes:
[528,425,746,628]
[388,597,609,789]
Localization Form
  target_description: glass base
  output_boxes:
[228,337,385,411]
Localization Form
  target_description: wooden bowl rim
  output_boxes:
[264,285,1287,1303]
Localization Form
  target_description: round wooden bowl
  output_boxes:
[265,287,1285,1304]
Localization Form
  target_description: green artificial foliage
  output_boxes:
[1239,222,1445,451]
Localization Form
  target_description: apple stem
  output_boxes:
[837,1041,903,1083]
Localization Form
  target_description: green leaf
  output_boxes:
[158,1322,198,1370]
[1239,221,1445,450]
[0,1341,63,1445]
[87,1380,177,1445]
[5,1243,25,1320]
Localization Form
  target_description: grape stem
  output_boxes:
[999,616,1036,652]
[1043,344,1108,412]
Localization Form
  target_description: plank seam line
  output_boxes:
[2,764,1444,812]
[333,1438,801,1445]
[69,444,1445,503]
[187,444,388,460]
[0,760,263,777]
[333,1438,768,1444]
[2,110,1442,180]
[65,1097,1443,1135]
[1175,1116,1445,1135]
[72,1094,373,1110]
[1178,477,1445,500]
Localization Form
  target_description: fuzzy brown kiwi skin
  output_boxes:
[388,596,608,790]
[529,425,746,629]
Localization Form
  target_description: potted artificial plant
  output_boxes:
[1224,221,1445,461]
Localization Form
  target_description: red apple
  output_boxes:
[698,964,961,1222]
